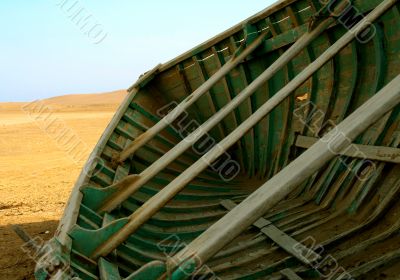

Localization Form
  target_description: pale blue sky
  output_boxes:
[0,1,274,102]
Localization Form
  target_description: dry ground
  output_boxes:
[0,91,126,279]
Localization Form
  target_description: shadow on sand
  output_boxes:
[0,220,59,280]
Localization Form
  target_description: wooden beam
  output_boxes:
[296,135,400,163]
[220,200,321,265]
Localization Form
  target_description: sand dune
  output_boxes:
[43,90,127,106]
[0,90,128,112]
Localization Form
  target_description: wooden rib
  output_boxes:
[191,55,225,140]
[229,36,256,177]
[211,45,245,169]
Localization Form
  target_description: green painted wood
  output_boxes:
[69,218,130,257]
[99,258,121,280]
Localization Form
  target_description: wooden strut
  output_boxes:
[96,7,343,214]
[87,0,388,260]
[220,200,322,265]
[170,69,400,275]
[118,30,269,163]
[296,135,400,164]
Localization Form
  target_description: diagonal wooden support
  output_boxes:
[296,135,400,163]
[90,10,340,215]
[170,66,400,277]
[220,200,321,265]
[118,29,270,163]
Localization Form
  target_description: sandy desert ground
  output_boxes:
[0,90,127,279]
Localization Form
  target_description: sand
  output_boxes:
[0,90,126,279]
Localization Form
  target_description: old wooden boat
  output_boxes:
[34,0,400,279]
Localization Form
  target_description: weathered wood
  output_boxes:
[296,135,400,163]
[220,200,321,265]
[171,67,400,272]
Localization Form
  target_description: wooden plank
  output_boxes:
[296,135,400,163]
[220,200,321,265]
